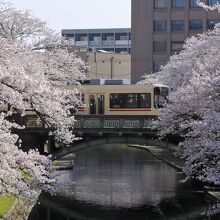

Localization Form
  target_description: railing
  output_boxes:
[88,40,102,46]
[13,114,157,134]
[115,40,129,45]
[25,116,44,128]
[102,40,115,46]
[7,113,46,130]
[73,115,156,133]
[75,41,88,46]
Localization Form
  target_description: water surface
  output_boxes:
[28,144,220,220]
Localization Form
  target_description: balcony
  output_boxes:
[102,40,115,46]
[88,41,102,46]
[75,41,88,46]
[115,40,129,45]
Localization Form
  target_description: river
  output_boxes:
[28,144,220,220]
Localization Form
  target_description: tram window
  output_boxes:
[110,93,151,108]
[90,95,96,114]
[140,94,151,108]
[154,87,168,108]
[98,95,105,115]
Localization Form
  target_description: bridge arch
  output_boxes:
[51,135,177,160]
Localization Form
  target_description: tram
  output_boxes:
[74,81,168,116]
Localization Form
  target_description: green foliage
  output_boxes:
[20,170,31,181]
[0,195,16,217]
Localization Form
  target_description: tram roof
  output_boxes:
[76,84,168,94]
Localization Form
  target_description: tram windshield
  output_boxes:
[154,87,168,108]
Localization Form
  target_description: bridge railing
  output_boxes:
[7,113,47,131]
[9,113,157,134]
[73,115,157,133]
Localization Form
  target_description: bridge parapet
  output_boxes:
[73,115,156,134]
[10,113,157,134]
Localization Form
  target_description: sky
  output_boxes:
[9,0,131,33]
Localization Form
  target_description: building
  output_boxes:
[86,51,131,80]
[65,45,131,80]
[62,28,131,54]
[131,0,220,83]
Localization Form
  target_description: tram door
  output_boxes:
[89,94,105,115]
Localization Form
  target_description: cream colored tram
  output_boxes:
[76,83,168,116]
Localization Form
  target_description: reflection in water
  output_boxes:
[28,144,220,220]
[58,149,177,207]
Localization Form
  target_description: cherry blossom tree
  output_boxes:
[141,3,220,186]
[0,1,87,201]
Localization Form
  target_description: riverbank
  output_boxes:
[204,187,220,202]
[0,195,15,219]
[128,143,220,203]
[1,192,40,220]
[52,153,75,170]
[2,199,32,220]
[1,154,74,219]
[128,144,185,171]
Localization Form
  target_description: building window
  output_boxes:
[172,0,184,8]
[171,20,184,31]
[171,41,184,52]
[76,34,87,41]
[208,0,219,6]
[115,33,128,40]
[153,61,166,72]
[154,0,166,8]
[207,19,220,29]
[120,35,128,40]
[153,41,167,52]
[189,0,199,7]
[154,20,167,32]
[102,33,114,41]
[89,34,101,41]
[189,20,203,31]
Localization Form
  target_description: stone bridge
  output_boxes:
[51,135,177,161]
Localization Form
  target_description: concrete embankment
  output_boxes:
[128,143,220,203]
[52,153,75,170]
[3,198,38,220]
[204,187,220,202]
[128,143,185,171]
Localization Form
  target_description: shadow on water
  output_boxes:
[28,144,220,220]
